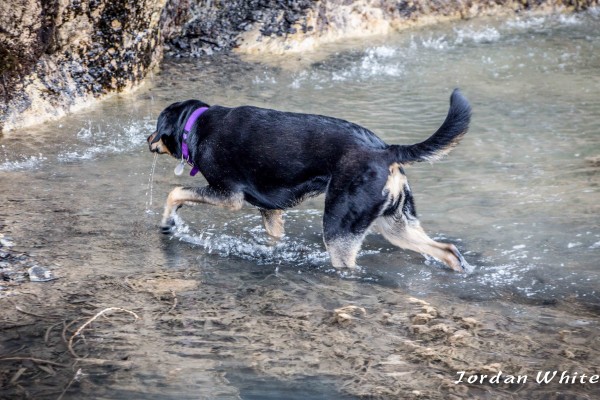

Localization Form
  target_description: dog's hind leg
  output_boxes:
[374,214,467,272]
[161,186,244,233]
[259,209,284,238]
[323,163,389,269]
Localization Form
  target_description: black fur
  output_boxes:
[149,89,472,270]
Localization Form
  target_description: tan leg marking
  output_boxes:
[382,163,405,199]
[374,216,463,272]
[161,186,244,229]
[259,209,285,238]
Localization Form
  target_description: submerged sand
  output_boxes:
[1,263,598,399]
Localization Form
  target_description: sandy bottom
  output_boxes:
[1,255,598,399]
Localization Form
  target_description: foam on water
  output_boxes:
[454,26,501,44]
[413,35,450,50]
[556,13,582,25]
[0,154,47,171]
[290,46,403,88]
[504,16,547,30]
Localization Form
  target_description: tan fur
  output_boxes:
[148,132,173,156]
[422,137,463,162]
[260,209,285,238]
[161,187,244,227]
[374,216,463,272]
[382,162,406,211]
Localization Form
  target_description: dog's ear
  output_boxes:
[157,100,211,136]
[154,100,211,157]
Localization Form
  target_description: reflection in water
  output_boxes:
[1,10,599,399]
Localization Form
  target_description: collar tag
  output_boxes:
[174,159,185,176]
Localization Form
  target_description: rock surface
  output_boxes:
[1,0,598,133]
[0,0,167,133]
[165,0,598,55]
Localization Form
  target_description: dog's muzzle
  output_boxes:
[147,132,161,153]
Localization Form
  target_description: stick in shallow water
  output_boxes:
[67,307,140,358]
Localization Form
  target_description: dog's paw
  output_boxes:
[160,218,176,234]
[448,244,472,273]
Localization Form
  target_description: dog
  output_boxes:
[148,89,471,272]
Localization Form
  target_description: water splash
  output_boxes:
[504,16,546,30]
[174,218,330,266]
[289,46,403,88]
[454,26,501,44]
[58,119,154,162]
[0,154,47,171]
[170,211,382,267]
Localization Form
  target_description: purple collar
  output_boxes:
[182,107,208,176]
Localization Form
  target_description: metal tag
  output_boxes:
[174,160,184,176]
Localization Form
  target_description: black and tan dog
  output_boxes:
[148,89,471,272]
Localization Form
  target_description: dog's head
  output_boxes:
[147,99,210,158]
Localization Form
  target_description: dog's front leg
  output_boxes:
[161,186,244,233]
[259,209,285,238]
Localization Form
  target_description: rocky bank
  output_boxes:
[0,0,598,133]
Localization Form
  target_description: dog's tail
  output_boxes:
[389,89,471,164]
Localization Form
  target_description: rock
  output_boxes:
[333,305,366,324]
[0,0,167,133]
[28,265,57,282]
[0,234,15,248]
[2,0,598,132]
[411,313,434,325]
[165,0,600,56]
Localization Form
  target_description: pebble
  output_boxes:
[28,265,57,282]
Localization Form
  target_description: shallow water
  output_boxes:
[1,10,599,399]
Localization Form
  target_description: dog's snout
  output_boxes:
[147,132,158,144]
[148,132,161,153]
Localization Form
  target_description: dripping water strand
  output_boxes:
[146,152,158,213]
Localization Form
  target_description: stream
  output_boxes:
[1,10,599,399]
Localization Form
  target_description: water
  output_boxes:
[1,10,599,399]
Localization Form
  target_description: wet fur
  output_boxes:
[148,89,471,271]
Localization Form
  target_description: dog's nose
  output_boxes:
[147,133,158,153]
[148,132,161,152]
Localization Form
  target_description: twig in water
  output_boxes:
[9,367,27,385]
[45,321,64,345]
[167,290,178,314]
[0,357,69,368]
[67,307,140,358]
[15,305,50,318]
[56,368,83,400]
[62,319,85,347]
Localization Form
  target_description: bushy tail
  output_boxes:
[389,89,471,163]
